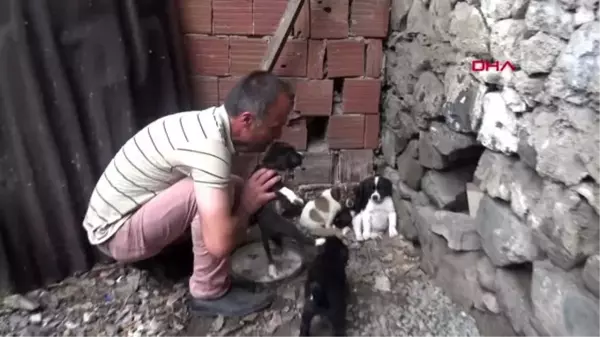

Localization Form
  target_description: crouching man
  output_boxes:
[82,70,293,316]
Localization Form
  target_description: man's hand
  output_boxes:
[240,168,281,215]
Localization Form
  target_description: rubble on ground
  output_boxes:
[0,234,481,336]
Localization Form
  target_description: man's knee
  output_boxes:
[179,175,243,212]
[173,178,199,212]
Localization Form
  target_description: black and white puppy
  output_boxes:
[256,141,305,208]
[250,141,316,279]
[298,185,355,235]
[332,206,354,232]
[351,175,398,241]
[300,236,349,336]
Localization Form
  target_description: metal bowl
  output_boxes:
[230,238,306,284]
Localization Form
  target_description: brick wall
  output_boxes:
[177,0,390,184]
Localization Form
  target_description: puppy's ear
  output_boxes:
[287,150,303,169]
[352,184,364,211]
[261,144,277,165]
[330,186,342,202]
[380,177,394,197]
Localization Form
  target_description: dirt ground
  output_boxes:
[0,232,480,337]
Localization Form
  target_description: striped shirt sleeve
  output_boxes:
[175,139,232,189]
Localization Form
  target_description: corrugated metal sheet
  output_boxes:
[0,0,190,294]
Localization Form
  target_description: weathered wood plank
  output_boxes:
[336,150,374,183]
[293,153,334,185]
[259,0,306,72]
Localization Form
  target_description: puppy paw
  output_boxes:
[292,197,305,206]
[268,264,279,279]
[355,233,364,241]
[389,228,399,238]
[341,227,351,236]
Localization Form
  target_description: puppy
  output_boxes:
[255,141,305,208]
[332,206,354,234]
[249,141,317,279]
[299,185,355,235]
[300,236,349,336]
[351,175,398,241]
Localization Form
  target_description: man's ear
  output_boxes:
[239,111,254,126]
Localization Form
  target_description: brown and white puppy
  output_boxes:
[298,185,356,235]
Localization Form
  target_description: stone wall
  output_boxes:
[381,0,600,335]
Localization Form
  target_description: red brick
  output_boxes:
[229,37,267,76]
[350,0,390,38]
[326,40,365,78]
[327,114,365,149]
[295,79,333,116]
[366,39,384,78]
[310,0,349,38]
[273,39,308,77]
[232,153,259,179]
[185,35,229,76]
[190,76,219,109]
[342,78,381,114]
[213,0,253,34]
[307,39,326,79]
[364,115,380,149]
[293,1,311,38]
[279,119,308,151]
[178,0,211,34]
[218,76,241,104]
[253,0,287,35]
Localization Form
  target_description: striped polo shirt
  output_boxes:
[83,105,236,245]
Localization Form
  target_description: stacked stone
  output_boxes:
[381,0,599,335]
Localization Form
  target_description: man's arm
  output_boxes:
[194,184,249,258]
[175,139,244,258]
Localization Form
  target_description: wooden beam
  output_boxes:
[259,0,306,72]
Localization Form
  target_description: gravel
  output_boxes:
[0,228,480,336]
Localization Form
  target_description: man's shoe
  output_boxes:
[188,285,275,317]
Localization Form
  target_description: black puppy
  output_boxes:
[332,206,354,234]
[250,141,317,279]
[300,236,349,336]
